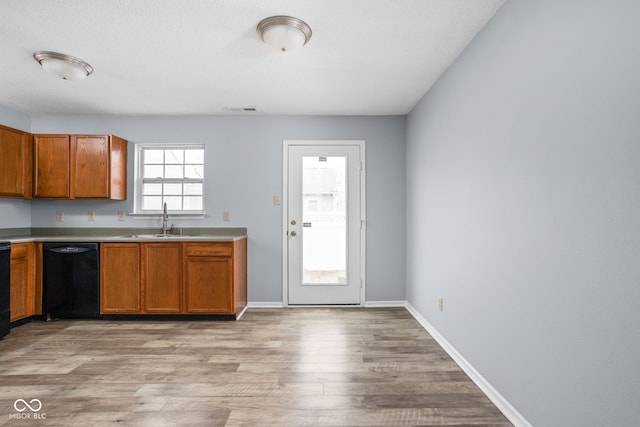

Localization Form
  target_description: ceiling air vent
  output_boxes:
[226,106,257,112]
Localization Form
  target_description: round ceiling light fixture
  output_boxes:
[256,15,312,53]
[33,51,94,80]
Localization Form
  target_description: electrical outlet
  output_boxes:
[273,195,281,206]
[117,211,125,221]
[56,211,64,222]
[223,211,231,221]
[88,211,95,221]
[438,297,444,311]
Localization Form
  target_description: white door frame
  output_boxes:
[282,140,366,306]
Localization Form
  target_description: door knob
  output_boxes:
[290,231,297,237]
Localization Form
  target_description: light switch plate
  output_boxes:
[88,211,95,221]
[56,211,64,222]
[117,211,125,221]
[223,211,231,221]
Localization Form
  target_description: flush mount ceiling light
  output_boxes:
[256,15,312,53]
[33,51,94,80]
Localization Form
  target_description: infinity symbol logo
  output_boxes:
[14,399,42,412]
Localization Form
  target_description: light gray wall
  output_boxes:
[0,105,31,228]
[26,114,406,303]
[406,1,640,426]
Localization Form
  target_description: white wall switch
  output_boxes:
[223,211,231,221]
[88,211,95,221]
[56,211,64,222]
[273,195,281,205]
[438,297,444,311]
[117,211,125,221]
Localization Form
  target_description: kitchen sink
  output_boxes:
[119,234,199,239]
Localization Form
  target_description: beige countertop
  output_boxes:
[0,227,247,243]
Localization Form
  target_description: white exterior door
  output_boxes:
[284,141,364,305]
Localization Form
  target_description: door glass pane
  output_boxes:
[302,156,347,284]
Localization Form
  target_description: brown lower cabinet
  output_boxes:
[10,243,35,322]
[100,240,247,317]
[100,243,141,314]
[143,243,183,313]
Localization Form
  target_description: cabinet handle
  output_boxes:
[290,220,297,225]
[290,231,297,237]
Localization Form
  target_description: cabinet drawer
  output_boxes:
[11,243,29,259]
[184,243,232,257]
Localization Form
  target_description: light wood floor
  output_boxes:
[0,308,511,426]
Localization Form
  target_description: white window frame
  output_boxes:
[132,143,206,217]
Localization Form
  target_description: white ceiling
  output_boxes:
[0,0,504,116]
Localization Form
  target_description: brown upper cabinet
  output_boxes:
[0,124,32,198]
[33,134,70,198]
[33,134,127,200]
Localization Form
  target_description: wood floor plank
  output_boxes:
[0,308,512,426]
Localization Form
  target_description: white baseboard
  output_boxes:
[363,300,407,307]
[248,301,406,308]
[404,302,532,427]
[246,302,286,309]
[235,305,249,320]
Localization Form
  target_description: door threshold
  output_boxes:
[286,304,363,308]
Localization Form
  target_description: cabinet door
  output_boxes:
[73,135,110,198]
[0,125,32,198]
[10,243,34,322]
[100,243,141,314]
[33,135,70,198]
[143,243,182,313]
[184,255,233,313]
[109,136,127,200]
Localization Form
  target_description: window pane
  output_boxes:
[184,183,202,195]
[184,196,203,211]
[142,196,162,210]
[143,183,162,195]
[164,196,182,210]
[165,150,183,164]
[185,149,204,164]
[144,149,164,164]
[165,165,184,178]
[184,164,204,179]
[163,183,182,195]
[143,165,164,179]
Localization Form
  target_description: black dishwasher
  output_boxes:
[0,241,10,338]
[43,243,100,319]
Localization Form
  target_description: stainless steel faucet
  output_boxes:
[161,202,172,235]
